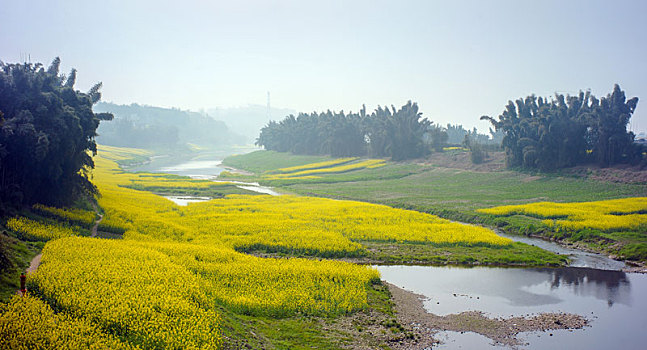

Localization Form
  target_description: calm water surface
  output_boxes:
[158,159,225,177]
[139,155,280,201]
[377,265,647,349]
[163,196,212,206]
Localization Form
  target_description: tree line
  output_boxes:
[481,84,642,170]
[257,85,642,170]
[256,101,497,161]
[0,58,111,209]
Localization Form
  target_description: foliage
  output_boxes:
[269,157,358,174]
[463,134,486,164]
[32,204,97,229]
[279,149,647,261]
[423,123,448,152]
[0,58,112,206]
[0,294,135,349]
[30,237,222,349]
[265,159,386,180]
[256,101,432,160]
[0,231,42,302]
[481,85,642,170]
[6,217,80,241]
[94,151,509,255]
[478,197,647,232]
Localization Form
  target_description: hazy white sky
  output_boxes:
[1,0,646,132]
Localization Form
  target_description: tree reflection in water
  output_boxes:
[533,267,631,307]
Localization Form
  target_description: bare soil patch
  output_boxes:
[564,164,647,184]
[421,151,506,172]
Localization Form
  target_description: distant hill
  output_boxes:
[94,102,245,149]
[208,105,296,143]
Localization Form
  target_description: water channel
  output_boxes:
[134,154,645,349]
[128,153,281,204]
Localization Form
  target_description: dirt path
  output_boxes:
[386,282,589,349]
[25,211,104,276]
[91,214,104,238]
[26,254,42,274]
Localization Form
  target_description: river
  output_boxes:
[376,228,642,349]
[378,265,646,349]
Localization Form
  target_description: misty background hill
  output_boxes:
[94,102,297,149]
[94,102,246,149]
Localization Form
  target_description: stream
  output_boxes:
[128,154,280,204]
[495,230,626,271]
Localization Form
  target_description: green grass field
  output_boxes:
[221,150,647,262]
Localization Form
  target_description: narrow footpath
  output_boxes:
[25,212,103,275]
[91,214,103,238]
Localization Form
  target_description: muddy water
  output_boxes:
[377,265,647,349]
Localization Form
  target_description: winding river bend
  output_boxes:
[128,154,281,204]
[133,154,644,349]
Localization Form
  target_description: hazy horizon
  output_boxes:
[2,0,646,133]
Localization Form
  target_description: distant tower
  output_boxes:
[267,91,271,121]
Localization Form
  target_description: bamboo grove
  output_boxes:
[481,84,643,170]
[256,101,442,160]
[0,58,113,208]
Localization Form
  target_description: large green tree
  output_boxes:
[0,58,112,207]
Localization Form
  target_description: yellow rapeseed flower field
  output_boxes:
[265,159,386,179]
[30,237,222,349]
[0,294,135,349]
[97,144,151,160]
[477,198,647,231]
[6,217,81,241]
[270,157,359,174]
[1,145,513,349]
[32,204,97,228]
